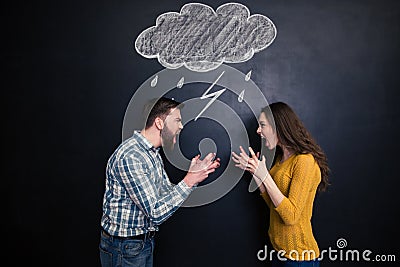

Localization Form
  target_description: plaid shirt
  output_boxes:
[101,131,193,237]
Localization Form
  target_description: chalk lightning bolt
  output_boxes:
[200,71,225,99]
[194,71,226,121]
[195,88,226,121]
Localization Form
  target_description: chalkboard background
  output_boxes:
[5,0,399,266]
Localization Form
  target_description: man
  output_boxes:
[99,97,220,267]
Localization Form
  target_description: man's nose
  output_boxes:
[256,127,261,135]
[179,122,183,129]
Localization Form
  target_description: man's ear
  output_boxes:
[154,117,164,130]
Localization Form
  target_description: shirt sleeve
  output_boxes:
[116,157,193,225]
[274,154,321,226]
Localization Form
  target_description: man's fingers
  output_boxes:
[208,160,220,170]
[191,154,201,165]
[206,168,216,175]
[203,152,216,163]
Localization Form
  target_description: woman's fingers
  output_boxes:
[232,152,246,165]
[249,160,257,168]
[249,147,260,162]
[248,146,256,157]
[239,146,249,161]
[235,164,245,169]
[231,151,240,159]
[233,147,260,173]
[231,156,240,164]
[232,156,244,167]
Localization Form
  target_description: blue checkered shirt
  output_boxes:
[101,131,193,237]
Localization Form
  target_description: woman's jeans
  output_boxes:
[272,253,320,267]
[99,230,155,267]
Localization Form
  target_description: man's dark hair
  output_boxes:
[143,97,183,129]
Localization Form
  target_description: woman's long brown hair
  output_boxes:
[262,102,330,192]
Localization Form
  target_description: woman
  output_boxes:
[232,102,329,267]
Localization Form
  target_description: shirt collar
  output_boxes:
[134,130,159,153]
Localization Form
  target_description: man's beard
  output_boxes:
[161,125,177,151]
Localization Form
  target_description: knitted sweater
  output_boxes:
[260,153,321,261]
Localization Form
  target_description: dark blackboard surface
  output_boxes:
[4,0,399,266]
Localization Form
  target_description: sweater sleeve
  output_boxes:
[274,154,320,226]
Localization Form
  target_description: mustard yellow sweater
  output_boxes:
[260,153,321,261]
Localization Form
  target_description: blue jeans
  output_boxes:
[272,254,320,267]
[99,230,154,267]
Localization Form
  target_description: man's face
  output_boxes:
[161,108,183,150]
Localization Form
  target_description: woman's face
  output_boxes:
[256,112,278,149]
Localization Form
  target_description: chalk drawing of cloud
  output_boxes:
[135,2,277,72]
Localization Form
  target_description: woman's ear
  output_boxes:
[155,117,164,130]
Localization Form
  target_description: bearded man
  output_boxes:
[99,97,220,267]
